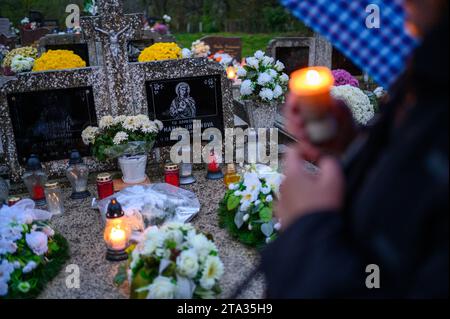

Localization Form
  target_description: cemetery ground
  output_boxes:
[175,31,311,57]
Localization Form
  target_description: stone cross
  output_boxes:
[81,0,143,115]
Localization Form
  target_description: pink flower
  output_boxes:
[332,69,359,87]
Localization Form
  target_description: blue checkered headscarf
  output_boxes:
[281,0,419,89]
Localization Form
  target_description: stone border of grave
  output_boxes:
[0,67,112,182]
[129,57,235,163]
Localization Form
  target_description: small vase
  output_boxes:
[118,155,148,184]
[244,101,278,128]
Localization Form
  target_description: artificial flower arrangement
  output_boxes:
[209,51,234,68]
[32,50,86,72]
[20,17,38,31]
[1,46,38,71]
[191,40,210,58]
[331,85,375,126]
[81,115,163,162]
[115,222,224,299]
[237,50,289,104]
[138,42,182,62]
[0,200,69,299]
[218,165,283,247]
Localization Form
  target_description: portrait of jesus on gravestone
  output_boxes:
[167,82,197,119]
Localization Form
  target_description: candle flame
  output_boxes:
[227,66,237,80]
[306,70,321,86]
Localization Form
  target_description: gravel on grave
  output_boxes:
[33,170,265,299]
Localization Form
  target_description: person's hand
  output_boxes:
[276,147,345,230]
[283,93,357,162]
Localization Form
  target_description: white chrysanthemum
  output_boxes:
[274,61,285,72]
[122,116,139,131]
[262,56,274,67]
[99,115,114,129]
[240,79,254,96]
[141,122,158,134]
[181,48,192,59]
[279,73,289,83]
[200,256,224,290]
[259,88,274,101]
[273,85,283,99]
[236,66,247,78]
[10,55,34,73]
[81,126,98,145]
[146,276,176,299]
[246,57,259,69]
[331,85,375,125]
[113,131,129,145]
[113,115,127,125]
[176,249,199,278]
[257,72,273,86]
[254,50,265,59]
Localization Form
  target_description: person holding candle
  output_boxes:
[259,1,448,298]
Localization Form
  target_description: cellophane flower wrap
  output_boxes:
[218,165,284,247]
[0,200,68,299]
[81,115,163,161]
[237,50,289,105]
[191,40,210,58]
[122,222,224,299]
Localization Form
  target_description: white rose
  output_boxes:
[25,231,48,256]
[22,261,38,274]
[176,249,199,278]
[257,72,273,86]
[259,88,274,101]
[189,234,217,261]
[274,61,285,72]
[246,57,259,69]
[254,50,265,59]
[279,73,289,83]
[262,56,274,66]
[240,79,254,96]
[147,276,176,299]
[273,85,283,99]
[181,48,192,59]
[236,67,247,78]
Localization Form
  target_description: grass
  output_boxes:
[173,31,312,58]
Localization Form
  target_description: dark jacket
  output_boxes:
[260,17,449,298]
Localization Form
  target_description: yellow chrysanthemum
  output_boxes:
[2,46,38,68]
[138,42,182,62]
[32,50,86,72]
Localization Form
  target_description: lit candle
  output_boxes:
[289,67,337,144]
[226,66,237,81]
[109,226,127,250]
[289,66,335,115]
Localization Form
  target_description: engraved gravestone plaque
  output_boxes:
[7,87,98,164]
[145,74,224,147]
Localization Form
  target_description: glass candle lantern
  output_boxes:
[104,198,131,261]
[0,177,9,208]
[22,155,48,206]
[206,149,224,180]
[97,173,114,200]
[164,163,180,187]
[224,164,241,187]
[44,182,64,215]
[66,150,90,200]
[180,163,196,185]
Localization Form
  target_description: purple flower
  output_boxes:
[332,69,359,87]
[152,23,169,35]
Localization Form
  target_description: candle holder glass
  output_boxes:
[44,182,64,215]
[22,155,48,207]
[206,150,223,180]
[66,150,90,200]
[180,163,196,185]
[104,199,131,261]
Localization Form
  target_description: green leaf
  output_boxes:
[259,207,272,222]
[227,195,241,211]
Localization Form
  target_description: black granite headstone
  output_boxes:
[45,43,90,67]
[7,86,97,164]
[275,46,310,76]
[145,75,224,147]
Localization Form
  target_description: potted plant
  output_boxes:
[236,50,289,128]
[82,115,163,184]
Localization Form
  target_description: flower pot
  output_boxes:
[118,155,148,184]
[244,101,279,128]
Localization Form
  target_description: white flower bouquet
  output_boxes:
[191,40,210,58]
[331,85,375,126]
[218,165,283,247]
[122,222,224,299]
[10,54,35,73]
[237,50,289,104]
[0,200,68,299]
[81,115,163,161]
